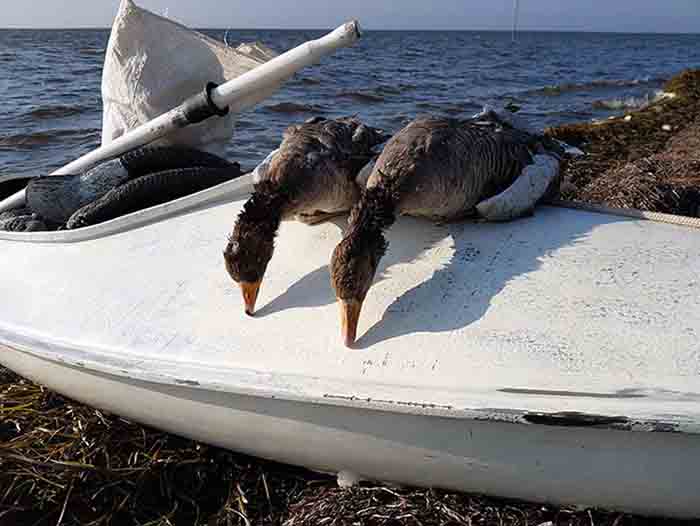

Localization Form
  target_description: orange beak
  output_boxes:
[339,299,363,348]
[239,281,262,316]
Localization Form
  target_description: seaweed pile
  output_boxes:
[548,69,700,216]
[0,367,688,525]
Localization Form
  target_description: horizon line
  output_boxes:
[1,26,699,35]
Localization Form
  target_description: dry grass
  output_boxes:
[0,367,310,525]
[0,367,691,526]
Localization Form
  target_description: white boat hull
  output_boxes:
[3,347,699,519]
[1,182,699,517]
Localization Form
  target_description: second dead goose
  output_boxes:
[330,116,562,346]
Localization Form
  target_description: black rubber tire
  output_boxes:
[66,166,240,229]
[120,146,239,178]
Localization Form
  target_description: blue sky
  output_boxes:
[3,0,699,32]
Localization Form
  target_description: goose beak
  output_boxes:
[240,281,262,316]
[339,299,363,347]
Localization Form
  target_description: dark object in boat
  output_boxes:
[0,208,49,232]
[119,145,236,176]
[66,166,241,229]
[27,146,239,224]
[0,178,32,202]
[27,159,130,223]
[330,116,561,347]
[223,116,388,316]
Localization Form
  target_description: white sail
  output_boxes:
[102,0,278,156]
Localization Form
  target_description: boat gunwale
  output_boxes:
[0,174,255,244]
[2,320,699,436]
[3,172,700,244]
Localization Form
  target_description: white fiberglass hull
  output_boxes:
[1,180,699,517]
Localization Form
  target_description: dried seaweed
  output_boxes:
[548,69,700,216]
[0,368,310,525]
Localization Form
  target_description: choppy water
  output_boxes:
[1,29,700,177]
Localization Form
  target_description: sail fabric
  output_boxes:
[101,0,278,155]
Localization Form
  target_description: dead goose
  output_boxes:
[223,116,387,316]
[27,146,237,224]
[330,116,561,346]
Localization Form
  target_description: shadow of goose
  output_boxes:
[257,206,627,350]
[354,207,626,349]
[257,217,347,317]
[257,263,335,316]
[257,216,445,317]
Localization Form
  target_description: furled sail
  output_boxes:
[102,0,278,155]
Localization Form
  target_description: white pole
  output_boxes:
[512,0,520,42]
[0,21,362,213]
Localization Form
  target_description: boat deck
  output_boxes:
[1,193,699,432]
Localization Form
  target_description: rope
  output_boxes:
[551,200,700,230]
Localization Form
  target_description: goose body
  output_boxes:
[224,116,386,315]
[331,115,562,346]
[257,116,387,224]
[364,116,541,221]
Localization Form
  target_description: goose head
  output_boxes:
[330,231,387,347]
[330,186,394,347]
[224,187,283,316]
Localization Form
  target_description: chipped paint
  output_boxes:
[522,411,629,428]
[175,378,201,387]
